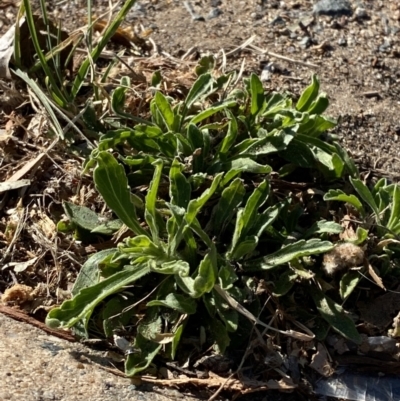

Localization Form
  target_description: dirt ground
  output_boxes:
[1,0,400,178]
[1,0,400,400]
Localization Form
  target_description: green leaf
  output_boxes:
[91,219,123,235]
[145,159,163,243]
[211,178,245,234]
[217,113,238,159]
[250,73,265,116]
[147,293,197,314]
[273,270,298,297]
[152,91,176,131]
[166,204,186,256]
[111,83,153,125]
[243,128,294,155]
[253,204,283,237]
[46,264,150,329]
[12,68,66,139]
[310,287,362,344]
[209,318,230,354]
[151,70,162,87]
[189,100,236,125]
[193,252,217,296]
[93,151,149,237]
[228,180,270,257]
[305,115,337,138]
[351,227,369,245]
[195,55,215,76]
[63,202,100,232]
[102,296,133,337]
[230,235,258,260]
[71,248,117,296]
[169,159,191,209]
[296,74,320,112]
[247,239,334,270]
[303,220,344,239]
[170,324,184,360]
[324,189,364,215]
[71,0,139,98]
[186,173,223,225]
[295,134,344,176]
[333,143,359,178]
[149,260,190,276]
[220,158,272,174]
[125,332,162,376]
[184,73,214,111]
[72,249,117,296]
[350,177,381,224]
[213,289,238,332]
[387,185,400,232]
[176,247,217,299]
[307,92,329,115]
[339,271,361,300]
[218,263,238,290]
[279,137,316,168]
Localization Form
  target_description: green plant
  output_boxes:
[11,0,140,141]
[45,69,372,376]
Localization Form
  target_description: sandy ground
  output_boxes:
[0,312,202,401]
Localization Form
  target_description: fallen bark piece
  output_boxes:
[141,371,296,393]
[0,305,76,342]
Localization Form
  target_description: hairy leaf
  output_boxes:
[125,333,162,376]
[247,239,334,270]
[350,177,381,224]
[72,249,116,296]
[211,178,245,234]
[339,271,361,300]
[250,73,265,116]
[46,264,150,329]
[296,74,320,112]
[147,293,197,314]
[153,91,176,131]
[93,151,148,236]
[310,287,361,344]
[324,189,364,215]
[145,159,163,243]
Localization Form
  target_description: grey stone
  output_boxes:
[208,8,223,19]
[354,7,368,19]
[299,36,313,49]
[313,0,353,17]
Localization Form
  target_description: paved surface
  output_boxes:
[0,313,199,401]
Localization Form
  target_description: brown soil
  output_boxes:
[2,0,400,173]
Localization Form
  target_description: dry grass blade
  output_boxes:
[141,372,296,392]
[213,285,314,341]
[224,35,256,57]
[248,43,319,68]
[12,68,65,138]
[0,179,31,194]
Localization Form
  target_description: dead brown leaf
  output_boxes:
[310,343,334,377]
[366,261,386,290]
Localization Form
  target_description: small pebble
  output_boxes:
[208,7,222,19]
[299,36,313,49]
[269,15,286,25]
[313,0,353,17]
[354,7,368,20]
[210,0,221,7]
[378,39,391,53]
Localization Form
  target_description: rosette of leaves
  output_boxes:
[47,72,363,376]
